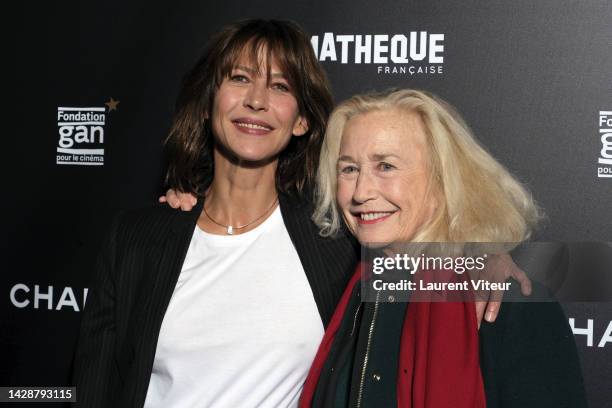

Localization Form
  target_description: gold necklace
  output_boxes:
[203,197,278,235]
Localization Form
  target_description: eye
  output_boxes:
[378,162,396,171]
[339,164,358,174]
[230,74,249,83]
[271,82,290,92]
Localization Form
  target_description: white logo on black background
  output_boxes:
[598,111,612,178]
[56,106,106,166]
[311,32,444,75]
[10,283,88,312]
[569,317,612,347]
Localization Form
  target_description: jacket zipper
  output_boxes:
[350,303,362,337]
[356,291,381,408]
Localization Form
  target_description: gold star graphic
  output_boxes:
[105,97,120,112]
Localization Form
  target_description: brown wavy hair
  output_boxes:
[164,19,333,197]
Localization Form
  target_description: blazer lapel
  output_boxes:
[127,201,203,408]
[279,192,358,328]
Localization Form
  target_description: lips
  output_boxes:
[354,211,396,225]
[232,117,274,135]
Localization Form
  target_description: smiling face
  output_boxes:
[336,109,438,245]
[211,52,308,164]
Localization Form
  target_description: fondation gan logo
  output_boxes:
[56,97,119,166]
[310,32,444,75]
[598,111,612,178]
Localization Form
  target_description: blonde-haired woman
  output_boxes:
[301,89,586,408]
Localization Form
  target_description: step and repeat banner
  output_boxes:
[3,1,611,406]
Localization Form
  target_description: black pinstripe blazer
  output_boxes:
[72,192,358,408]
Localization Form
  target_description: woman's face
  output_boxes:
[336,109,438,245]
[211,52,308,164]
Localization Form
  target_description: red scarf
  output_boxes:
[300,264,486,408]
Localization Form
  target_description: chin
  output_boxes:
[236,152,269,162]
[355,232,395,248]
[360,241,392,250]
[226,145,280,164]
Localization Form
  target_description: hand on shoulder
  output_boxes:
[159,189,198,211]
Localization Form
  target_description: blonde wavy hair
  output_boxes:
[313,89,541,244]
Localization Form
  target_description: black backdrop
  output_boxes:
[3,1,611,406]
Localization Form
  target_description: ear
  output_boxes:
[292,116,309,137]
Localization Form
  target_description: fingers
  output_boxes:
[168,189,182,209]
[160,189,199,211]
[474,253,532,329]
[480,255,502,280]
[496,252,533,296]
[159,189,181,209]
[473,285,491,329]
[179,196,192,211]
[177,192,197,211]
[475,300,486,329]
[475,294,502,328]
[483,301,501,324]
[485,288,504,323]
[511,265,533,296]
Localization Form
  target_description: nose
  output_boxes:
[243,80,269,112]
[352,170,377,204]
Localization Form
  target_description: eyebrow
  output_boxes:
[370,153,401,161]
[234,65,286,79]
[337,153,401,162]
[337,155,355,163]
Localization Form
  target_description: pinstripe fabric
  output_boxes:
[278,193,359,329]
[72,192,358,408]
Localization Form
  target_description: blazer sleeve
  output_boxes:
[481,283,588,408]
[72,216,121,408]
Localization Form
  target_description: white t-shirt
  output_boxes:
[144,206,324,408]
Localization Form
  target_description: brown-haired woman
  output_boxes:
[73,19,357,408]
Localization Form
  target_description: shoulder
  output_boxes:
[479,281,579,378]
[482,281,572,341]
[501,282,568,328]
[479,282,587,407]
[116,202,191,229]
[110,202,201,247]
[278,189,313,214]
[278,190,358,246]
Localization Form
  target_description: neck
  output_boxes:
[202,148,279,228]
